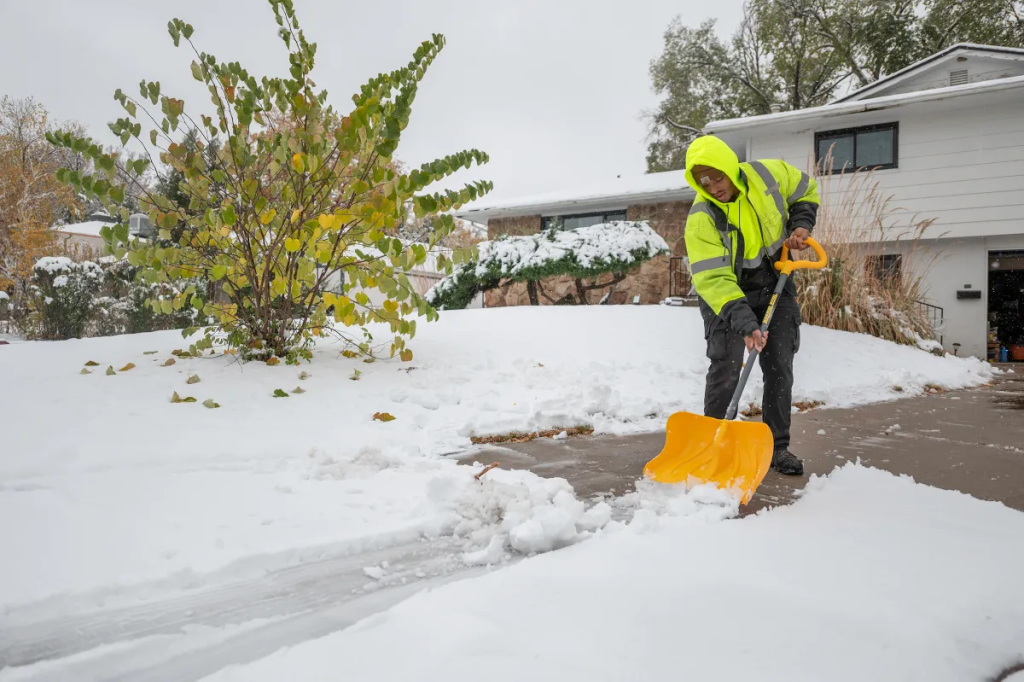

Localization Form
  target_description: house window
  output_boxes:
[541,210,627,231]
[815,123,898,173]
[867,254,902,284]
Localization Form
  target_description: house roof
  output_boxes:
[51,221,115,239]
[704,72,1024,135]
[455,44,1024,225]
[835,43,1024,103]
[454,170,696,224]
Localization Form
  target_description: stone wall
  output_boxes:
[482,201,692,308]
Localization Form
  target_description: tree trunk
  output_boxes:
[527,280,539,306]
[575,278,589,305]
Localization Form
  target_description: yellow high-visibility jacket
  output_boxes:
[683,135,819,337]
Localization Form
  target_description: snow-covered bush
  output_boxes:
[102,259,201,335]
[427,221,670,310]
[20,255,203,339]
[27,257,104,339]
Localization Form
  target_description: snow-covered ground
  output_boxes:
[200,462,1024,682]
[0,305,1005,678]
[0,307,994,607]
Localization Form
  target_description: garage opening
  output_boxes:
[988,250,1024,363]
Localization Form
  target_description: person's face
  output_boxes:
[692,165,738,203]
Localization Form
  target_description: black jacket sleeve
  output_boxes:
[720,297,760,338]
[787,200,818,234]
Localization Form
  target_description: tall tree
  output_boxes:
[645,1,849,171]
[777,0,919,90]
[0,97,80,290]
[916,0,1024,56]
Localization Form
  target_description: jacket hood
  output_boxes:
[684,135,745,207]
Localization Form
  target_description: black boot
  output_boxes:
[771,449,804,476]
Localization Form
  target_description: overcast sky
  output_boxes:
[1,0,745,204]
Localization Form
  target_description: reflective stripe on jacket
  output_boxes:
[683,135,819,319]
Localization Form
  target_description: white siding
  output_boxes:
[874,55,1024,98]
[909,234,1024,360]
[739,86,1024,359]
[747,87,1024,242]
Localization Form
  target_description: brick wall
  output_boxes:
[483,201,691,307]
[487,215,542,240]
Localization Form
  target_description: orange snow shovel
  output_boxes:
[644,237,828,504]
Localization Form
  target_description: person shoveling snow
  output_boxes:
[684,134,821,477]
[645,134,827,504]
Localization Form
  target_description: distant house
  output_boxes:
[455,173,697,306]
[52,213,155,254]
[52,216,115,252]
[456,43,1024,361]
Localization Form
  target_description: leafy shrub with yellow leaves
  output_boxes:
[47,0,490,362]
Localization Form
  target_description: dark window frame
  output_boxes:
[866,253,903,285]
[815,122,899,174]
[541,210,628,231]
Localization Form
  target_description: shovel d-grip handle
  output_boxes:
[776,236,828,275]
[724,236,828,421]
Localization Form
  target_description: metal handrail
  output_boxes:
[913,299,944,345]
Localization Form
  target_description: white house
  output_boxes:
[458,43,1024,361]
[52,214,154,254]
[705,43,1024,362]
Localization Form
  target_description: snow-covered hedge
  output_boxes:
[28,258,105,339]
[427,221,670,310]
[21,256,202,340]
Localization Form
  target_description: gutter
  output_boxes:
[456,187,696,223]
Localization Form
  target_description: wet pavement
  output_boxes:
[457,366,1024,515]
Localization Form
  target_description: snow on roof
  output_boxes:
[705,73,1024,134]
[835,43,1024,103]
[454,171,696,223]
[51,221,115,239]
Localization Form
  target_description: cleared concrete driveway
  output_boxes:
[457,368,1024,515]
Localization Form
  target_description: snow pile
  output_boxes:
[0,291,9,301]
[200,463,1024,682]
[0,306,996,609]
[434,467,617,563]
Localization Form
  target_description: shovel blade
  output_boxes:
[643,411,773,505]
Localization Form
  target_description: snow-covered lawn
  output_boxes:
[201,463,1024,682]
[0,306,996,615]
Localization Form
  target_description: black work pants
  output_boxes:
[704,293,801,452]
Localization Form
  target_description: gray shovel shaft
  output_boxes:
[724,271,791,421]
